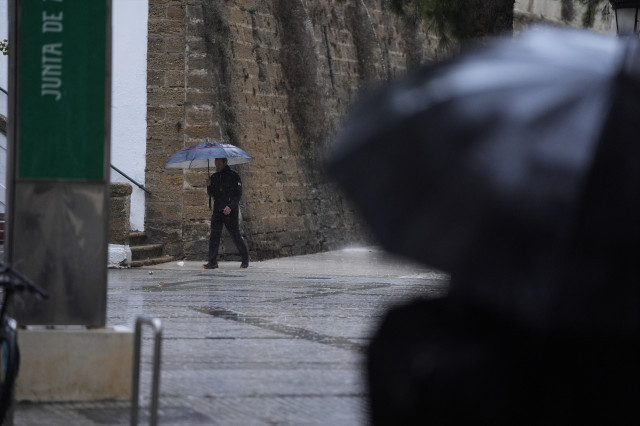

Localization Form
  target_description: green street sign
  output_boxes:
[18,0,107,180]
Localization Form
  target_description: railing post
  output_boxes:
[131,316,162,426]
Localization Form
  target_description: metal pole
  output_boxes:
[131,316,163,426]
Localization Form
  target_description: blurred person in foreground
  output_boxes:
[329,27,640,425]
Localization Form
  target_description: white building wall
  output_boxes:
[515,0,616,34]
[0,0,148,229]
[110,0,148,231]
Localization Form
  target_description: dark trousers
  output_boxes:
[208,209,249,265]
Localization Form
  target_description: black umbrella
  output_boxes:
[329,26,640,424]
[329,27,640,335]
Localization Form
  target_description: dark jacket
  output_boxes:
[207,165,242,212]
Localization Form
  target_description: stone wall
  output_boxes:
[145,0,437,260]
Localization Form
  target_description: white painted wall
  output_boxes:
[0,0,148,229]
[110,0,148,231]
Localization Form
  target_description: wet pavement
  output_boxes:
[13,247,448,425]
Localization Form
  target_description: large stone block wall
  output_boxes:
[145,0,437,260]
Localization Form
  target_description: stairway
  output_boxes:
[129,231,174,267]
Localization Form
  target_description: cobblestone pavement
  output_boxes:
[13,247,448,425]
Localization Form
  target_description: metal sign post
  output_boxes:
[7,0,111,325]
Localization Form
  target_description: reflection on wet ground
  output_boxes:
[15,247,448,425]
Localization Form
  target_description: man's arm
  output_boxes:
[227,172,243,211]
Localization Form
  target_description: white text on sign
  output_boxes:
[41,9,63,101]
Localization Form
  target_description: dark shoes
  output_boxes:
[203,262,247,269]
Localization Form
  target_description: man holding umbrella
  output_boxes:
[203,158,249,269]
[165,140,253,268]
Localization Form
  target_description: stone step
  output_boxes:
[128,230,146,246]
[131,243,163,261]
[130,255,175,268]
[128,231,174,268]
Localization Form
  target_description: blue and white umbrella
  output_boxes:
[165,141,253,170]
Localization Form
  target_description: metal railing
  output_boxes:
[111,165,151,195]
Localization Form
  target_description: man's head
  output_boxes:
[214,158,228,172]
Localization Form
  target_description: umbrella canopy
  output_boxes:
[328,27,640,335]
[165,141,253,169]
